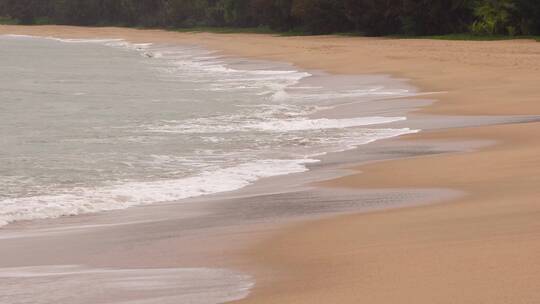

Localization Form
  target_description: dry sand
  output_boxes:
[1,25,540,303]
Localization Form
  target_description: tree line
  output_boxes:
[1,0,539,36]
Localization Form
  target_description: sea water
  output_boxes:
[0,34,418,227]
[0,265,253,304]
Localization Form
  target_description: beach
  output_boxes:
[1,25,539,304]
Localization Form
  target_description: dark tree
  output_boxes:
[514,0,540,34]
[250,0,296,30]
[0,0,537,37]
[344,0,402,35]
[2,0,48,24]
[291,0,352,34]
[401,0,475,35]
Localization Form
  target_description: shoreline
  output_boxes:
[1,25,540,304]
[0,33,425,229]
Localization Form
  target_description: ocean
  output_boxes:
[0,34,417,227]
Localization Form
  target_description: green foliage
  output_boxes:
[0,0,538,37]
[0,16,17,24]
[472,0,517,35]
[221,0,253,26]
[172,25,275,34]
[395,33,540,41]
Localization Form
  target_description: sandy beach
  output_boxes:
[1,25,539,304]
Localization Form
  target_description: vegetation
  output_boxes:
[0,0,539,37]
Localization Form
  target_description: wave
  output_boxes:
[0,159,318,227]
[271,87,413,102]
[0,126,418,227]
[144,116,406,134]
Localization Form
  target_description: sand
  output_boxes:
[1,25,539,303]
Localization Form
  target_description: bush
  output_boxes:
[473,0,518,35]
[0,16,18,24]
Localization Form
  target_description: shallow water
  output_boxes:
[0,265,252,304]
[0,35,418,227]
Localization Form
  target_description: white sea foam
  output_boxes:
[144,116,406,134]
[2,34,38,39]
[0,265,253,304]
[249,116,406,132]
[271,87,413,102]
[0,159,318,227]
[312,127,418,156]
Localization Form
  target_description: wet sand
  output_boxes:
[1,25,540,304]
